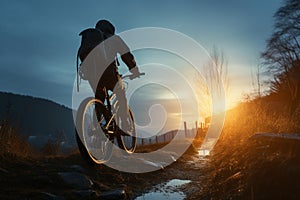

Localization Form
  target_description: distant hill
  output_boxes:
[0,92,76,149]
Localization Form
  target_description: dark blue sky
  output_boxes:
[0,0,282,107]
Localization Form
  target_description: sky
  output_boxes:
[0,0,283,130]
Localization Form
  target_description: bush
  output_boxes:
[0,119,33,159]
[41,138,63,156]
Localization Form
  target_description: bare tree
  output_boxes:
[262,0,300,114]
[262,0,300,72]
[208,46,229,94]
[251,64,265,99]
[196,46,229,118]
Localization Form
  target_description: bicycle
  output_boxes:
[75,72,145,164]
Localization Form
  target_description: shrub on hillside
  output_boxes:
[0,119,33,159]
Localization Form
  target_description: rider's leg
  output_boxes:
[113,76,131,132]
[95,84,111,123]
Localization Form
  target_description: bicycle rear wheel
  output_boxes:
[75,97,113,164]
[116,108,137,153]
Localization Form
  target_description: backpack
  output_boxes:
[76,28,104,91]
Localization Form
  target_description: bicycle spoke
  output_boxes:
[79,98,113,164]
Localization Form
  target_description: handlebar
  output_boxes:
[121,72,145,80]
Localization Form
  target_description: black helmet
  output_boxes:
[95,19,115,35]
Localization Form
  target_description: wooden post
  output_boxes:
[184,121,187,137]
[142,138,144,146]
[156,135,158,143]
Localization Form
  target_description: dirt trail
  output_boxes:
[0,142,208,199]
[3,135,299,199]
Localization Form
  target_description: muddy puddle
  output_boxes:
[135,179,191,200]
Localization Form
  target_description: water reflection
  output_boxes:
[135,179,191,200]
[198,149,210,156]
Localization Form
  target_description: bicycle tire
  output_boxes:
[116,108,137,153]
[75,97,113,164]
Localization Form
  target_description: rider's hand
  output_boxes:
[129,67,141,78]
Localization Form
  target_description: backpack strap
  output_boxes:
[76,47,80,92]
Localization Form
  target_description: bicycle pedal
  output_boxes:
[107,130,114,134]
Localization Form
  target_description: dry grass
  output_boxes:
[214,100,300,160]
[0,119,34,159]
[222,100,300,139]
[200,100,300,199]
[0,119,68,160]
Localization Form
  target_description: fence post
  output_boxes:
[184,121,187,137]
[156,135,158,143]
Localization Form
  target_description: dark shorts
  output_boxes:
[95,65,121,102]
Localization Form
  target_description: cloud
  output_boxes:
[0,0,282,108]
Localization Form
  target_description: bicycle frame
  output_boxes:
[102,74,137,132]
[75,72,144,164]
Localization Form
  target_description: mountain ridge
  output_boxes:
[0,91,76,149]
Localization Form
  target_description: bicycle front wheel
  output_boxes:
[76,97,113,164]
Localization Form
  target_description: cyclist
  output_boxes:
[93,19,141,132]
